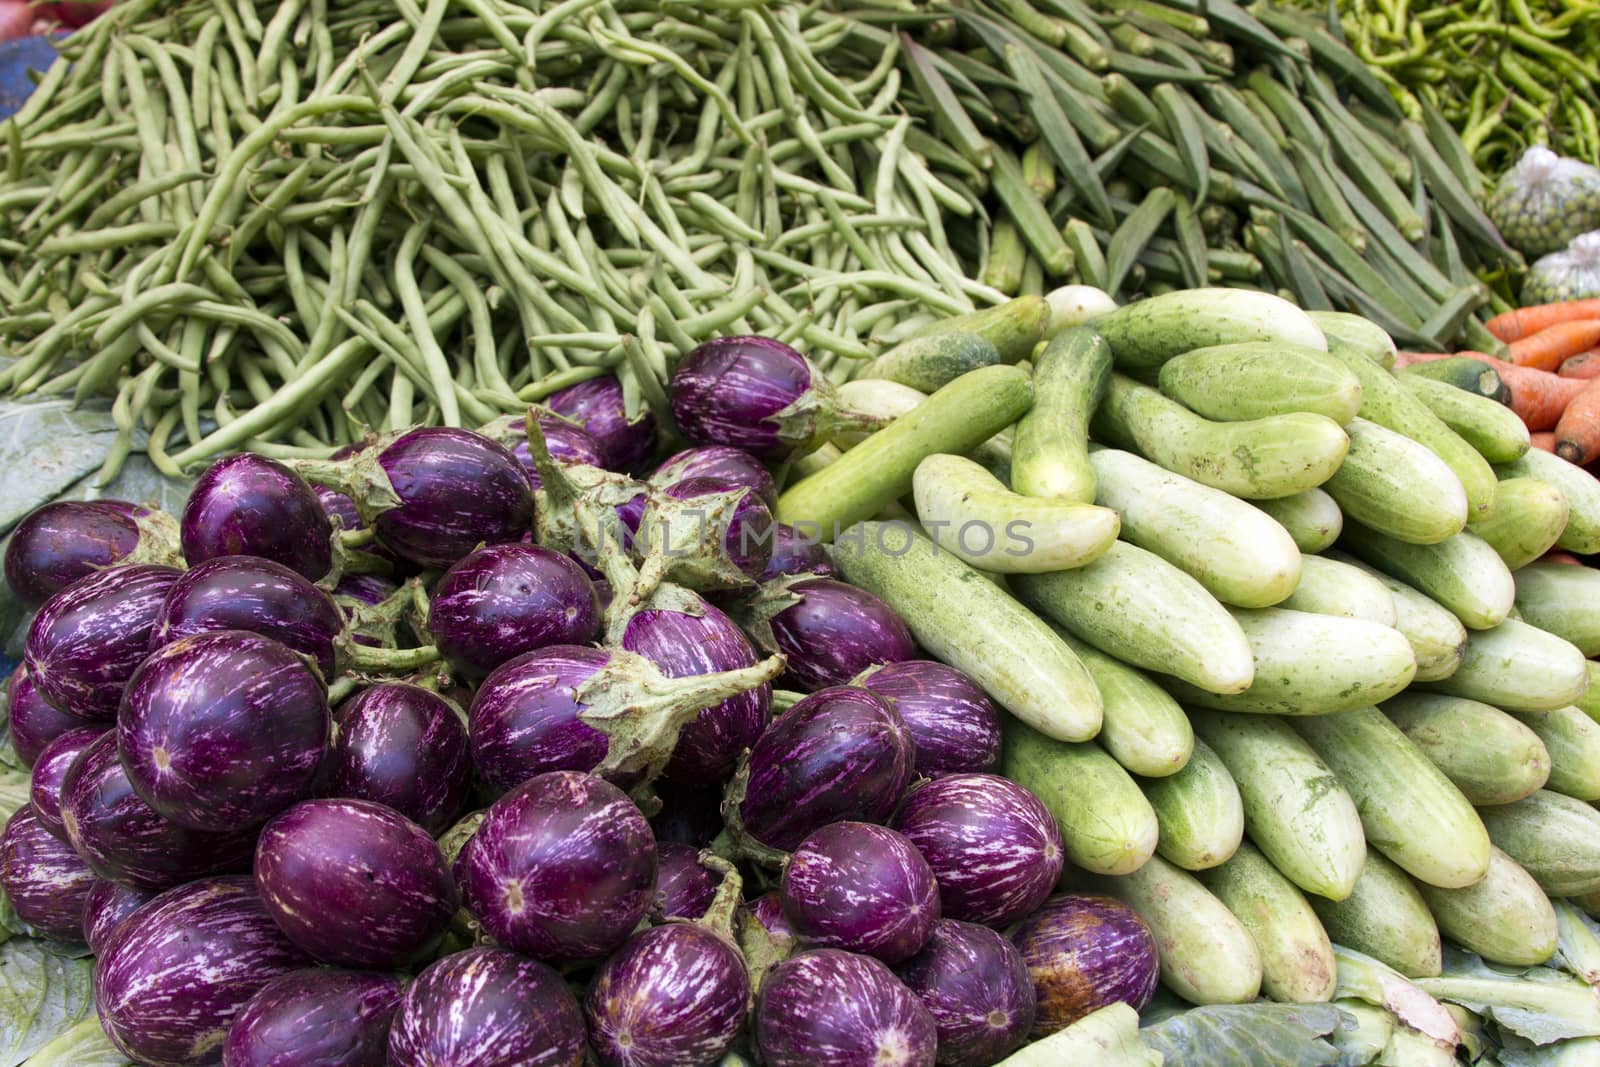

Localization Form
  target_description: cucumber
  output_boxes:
[1513,562,1600,657]
[857,330,1003,392]
[911,455,1121,573]
[1339,524,1515,630]
[1308,310,1396,369]
[1294,707,1491,889]
[1089,287,1327,372]
[1085,853,1264,1005]
[1328,552,1467,682]
[1382,693,1551,806]
[1310,850,1443,978]
[1089,447,1302,608]
[1140,737,1245,871]
[835,380,1018,477]
[1058,631,1194,778]
[1496,448,1600,555]
[1166,607,1417,716]
[993,1003,1160,1067]
[1010,327,1110,503]
[1468,477,1571,571]
[833,521,1104,741]
[1421,618,1590,713]
[1397,374,1531,464]
[1415,846,1558,967]
[1001,720,1158,876]
[1013,542,1255,696]
[1477,789,1600,898]
[913,295,1052,362]
[1510,705,1600,802]
[1255,489,1343,553]
[1196,841,1338,1003]
[1579,662,1600,725]
[1398,355,1512,405]
[1281,554,1397,626]
[777,365,1033,539]
[1191,711,1367,901]
[1157,342,1363,424]
[1322,418,1469,545]
[1094,374,1350,500]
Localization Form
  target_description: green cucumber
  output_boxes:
[1382,693,1551,806]
[1085,853,1264,1005]
[856,330,1003,392]
[912,295,1053,362]
[1294,707,1491,889]
[1058,631,1194,777]
[1397,374,1531,464]
[1579,662,1600,725]
[1328,552,1467,682]
[1087,287,1327,372]
[1308,310,1397,368]
[1310,849,1443,978]
[1281,554,1396,626]
[1140,737,1244,870]
[1094,373,1350,500]
[835,378,1017,478]
[1196,840,1338,1004]
[1157,342,1363,424]
[776,365,1033,538]
[1089,447,1302,608]
[1398,355,1511,405]
[1513,562,1600,657]
[1339,524,1514,630]
[1477,789,1600,898]
[1496,448,1600,555]
[1468,477,1571,571]
[1001,720,1158,875]
[1166,606,1417,716]
[833,521,1103,741]
[1416,846,1558,967]
[1010,327,1110,503]
[1323,417,1468,545]
[1013,541,1254,695]
[1255,489,1343,553]
[1191,711,1367,901]
[1510,705,1600,802]
[1421,618,1590,713]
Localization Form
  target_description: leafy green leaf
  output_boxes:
[0,769,26,825]
[0,938,96,1066]
[1497,1033,1600,1066]
[1138,1002,1347,1066]
[0,400,121,539]
[22,1015,131,1067]
[1416,948,1600,1046]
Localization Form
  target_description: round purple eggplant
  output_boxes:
[498,414,607,488]
[389,947,586,1067]
[152,556,345,678]
[586,923,751,1067]
[182,453,334,581]
[368,428,536,568]
[456,770,656,964]
[649,781,726,849]
[1010,893,1161,1036]
[469,646,621,792]
[736,686,914,853]
[760,524,835,582]
[83,879,155,956]
[0,804,96,940]
[428,544,601,680]
[28,725,103,841]
[4,499,180,608]
[95,876,311,1067]
[315,485,363,533]
[633,476,775,589]
[223,968,402,1067]
[650,841,718,922]
[652,445,777,504]
[767,579,915,691]
[892,774,1064,929]
[747,890,796,943]
[61,731,255,889]
[896,919,1036,1066]
[325,684,471,835]
[6,665,81,768]
[858,661,1001,776]
[118,630,330,832]
[23,563,181,720]
[755,949,937,1067]
[547,374,659,472]
[781,821,939,963]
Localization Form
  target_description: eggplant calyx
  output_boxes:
[630,485,762,603]
[116,508,184,570]
[769,372,888,458]
[290,437,405,524]
[437,809,487,864]
[729,574,809,656]
[715,757,792,870]
[335,578,424,662]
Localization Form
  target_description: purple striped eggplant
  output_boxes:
[23,563,181,720]
[254,799,455,968]
[6,665,81,768]
[332,572,399,607]
[652,446,777,505]
[61,731,255,889]
[222,969,402,1067]
[547,374,659,472]
[456,770,657,964]
[650,841,718,922]
[747,890,796,943]
[857,661,1002,776]
[486,414,607,488]
[4,500,181,608]
[152,556,345,678]
[427,544,601,680]
[0,805,96,940]
[735,686,914,854]
[1010,893,1160,1036]
[761,578,915,691]
[585,923,751,1067]
[649,781,726,848]
[388,947,585,1067]
[325,684,471,835]
[314,485,363,533]
[28,725,103,841]
[892,774,1064,929]
[896,920,1036,1067]
[119,630,330,832]
[781,822,939,964]
[95,876,311,1067]
[182,454,334,581]
[755,949,937,1067]
[760,524,835,582]
[83,879,155,956]
[632,477,775,591]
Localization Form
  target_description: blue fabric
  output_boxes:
[0,36,62,122]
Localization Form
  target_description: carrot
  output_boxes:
[1539,550,1587,566]
[1554,376,1600,465]
[1506,321,1600,372]
[1397,351,1588,430]
[1531,431,1558,452]
[1394,351,1471,368]
[1487,299,1600,342]
[1560,349,1600,379]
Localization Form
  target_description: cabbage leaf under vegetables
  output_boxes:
[1138,1001,1346,1066]
[1416,948,1600,1046]
[0,939,98,1066]
[20,1016,132,1067]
